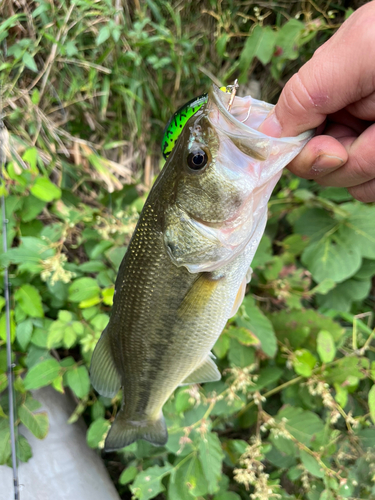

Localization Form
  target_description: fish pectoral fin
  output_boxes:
[105,410,168,451]
[180,355,221,385]
[90,326,121,398]
[229,276,247,318]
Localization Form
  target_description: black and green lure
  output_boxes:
[162,87,228,159]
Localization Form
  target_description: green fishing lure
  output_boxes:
[162,87,229,159]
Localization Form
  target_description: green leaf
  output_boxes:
[18,405,49,439]
[0,310,16,342]
[355,258,375,279]
[22,147,38,171]
[86,418,110,448]
[274,19,305,61]
[334,383,348,408]
[66,366,90,398]
[368,385,375,425]
[30,177,62,202]
[0,423,11,465]
[212,333,230,359]
[69,277,100,302]
[256,26,277,64]
[228,338,255,368]
[238,25,264,83]
[22,52,38,72]
[339,203,375,259]
[16,319,33,350]
[317,277,372,312]
[21,196,46,222]
[251,366,283,392]
[317,330,336,363]
[0,373,8,392]
[300,449,324,478]
[214,493,241,500]
[14,284,44,318]
[168,456,207,499]
[216,33,228,58]
[252,235,273,268]
[270,309,344,348]
[293,349,317,377]
[63,325,77,348]
[266,445,297,468]
[198,432,224,494]
[277,406,324,445]
[119,465,138,485]
[227,326,260,347]
[238,297,277,357]
[17,435,33,462]
[96,26,111,45]
[302,237,361,284]
[24,358,61,389]
[47,321,64,348]
[310,279,336,295]
[131,464,172,499]
[293,208,337,242]
[327,357,369,385]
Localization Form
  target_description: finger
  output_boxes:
[286,135,347,179]
[259,3,375,137]
[346,90,375,121]
[317,123,375,187]
[348,179,375,203]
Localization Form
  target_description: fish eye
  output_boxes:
[187,149,208,171]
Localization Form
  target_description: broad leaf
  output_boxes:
[24,358,61,389]
[86,418,110,448]
[65,365,90,398]
[18,405,49,439]
[198,432,224,494]
[317,330,336,363]
[131,464,172,500]
[302,237,361,284]
[14,284,44,318]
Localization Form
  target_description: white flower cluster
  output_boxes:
[234,437,281,500]
[94,211,138,240]
[225,365,258,404]
[41,253,75,285]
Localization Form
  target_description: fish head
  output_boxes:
[163,85,313,273]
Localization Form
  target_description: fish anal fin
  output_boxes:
[105,410,168,451]
[90,327,121,398]
[229,276,247,318]
[180,355,221,385]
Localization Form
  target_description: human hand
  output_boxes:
[259,1,375,203]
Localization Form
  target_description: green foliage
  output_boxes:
[0,1,374,499]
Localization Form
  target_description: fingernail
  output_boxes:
[259,109,282,137]
[311,154,344,173]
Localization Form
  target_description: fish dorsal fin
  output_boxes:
[229,276,247,318]
[90,327,121,398]
[180,354,221,385]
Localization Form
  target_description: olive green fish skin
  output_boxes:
[90,86,313,450]
[104,112,248,431]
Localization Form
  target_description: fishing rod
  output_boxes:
[0,41,20,500]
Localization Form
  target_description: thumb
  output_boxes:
[259,3,375,138]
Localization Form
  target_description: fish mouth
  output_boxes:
[209,84,313,153]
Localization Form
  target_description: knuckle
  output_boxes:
[350,152,375,181]
[281,73,312,117]
[348,181,375,204]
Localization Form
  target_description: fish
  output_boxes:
[90,85,312,451]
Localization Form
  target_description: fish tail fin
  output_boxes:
[105,409,168,451]
[90,326,121,398]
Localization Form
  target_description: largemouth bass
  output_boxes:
[90,85,312,451]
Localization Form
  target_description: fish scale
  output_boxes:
[90,85,313,450]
